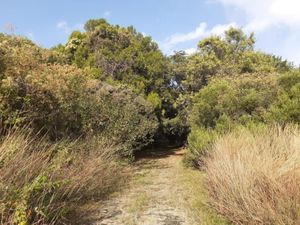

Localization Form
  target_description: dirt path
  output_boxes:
[79,148,230,225]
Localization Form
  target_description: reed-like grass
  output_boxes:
[205,125,300,225]
[0,129,128,224]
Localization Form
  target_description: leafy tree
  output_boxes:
[181,28,291,92]
[84,18,108,32]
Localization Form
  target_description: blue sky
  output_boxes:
[1,0,300,64]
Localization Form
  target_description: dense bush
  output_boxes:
[88,83,158,155]
[186,74,279,164]
[205,125,300,225]
[190,74,278,129]
[187,71,299,140]
[0,34,158,156]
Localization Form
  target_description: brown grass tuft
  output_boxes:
[205,125,300,225]
[0,130,128,224]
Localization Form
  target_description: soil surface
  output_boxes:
[77,147,216,225]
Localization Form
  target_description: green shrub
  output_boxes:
[90,84,158,156]
[278,70,300,92]
[269,71,300,124]
[190,79,237,128]
[184,126,217,167]
[147,91,162,111]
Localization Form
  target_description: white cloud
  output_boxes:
[209,22,238,35]
[103,11,111,18]
[159,0,300,63]
[56,21,84,35]
[166,22,207,46]
[160,22,237,53]
[216,0,300,31]
[184,48,197,55]
[215,0,300,64]
[269,0,300,25]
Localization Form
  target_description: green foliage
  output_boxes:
[84,18,108,32]
[147,92,162,110]
[190,80,236,128]
[89,84,159,155]
[269,71,300,123]
[0,34,158,156]
[162,115,189,143]
[278,70,300,91]
[1,21,298,172]
[190,74,278,129]
[225,27,255,52]
[184,126,216,167]
[2,18,299,225]
[179,28,291,92]
[60,19,170,97]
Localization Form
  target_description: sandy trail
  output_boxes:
[86,148,195,225]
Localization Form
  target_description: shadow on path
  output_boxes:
[135,146,184,161]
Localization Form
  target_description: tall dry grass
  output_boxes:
[205,125,300,225]
[0,129,128,224]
